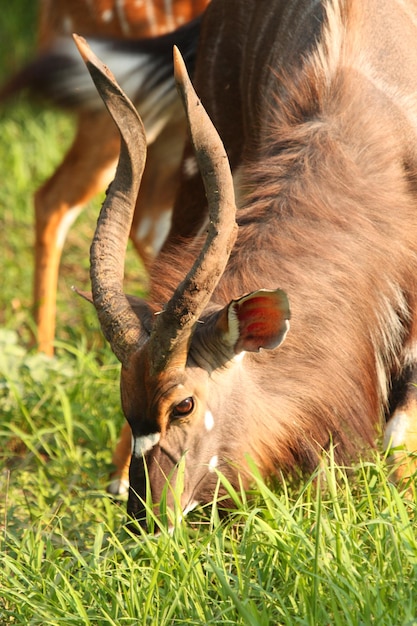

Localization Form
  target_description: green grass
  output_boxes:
[1,3,417,625]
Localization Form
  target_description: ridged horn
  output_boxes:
[147,46,238,374]
[73,34,147,368]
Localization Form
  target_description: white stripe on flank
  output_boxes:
[164,0,175,32]
[145,0,158,35]
[133,432,161,457]
[115,0,130,35]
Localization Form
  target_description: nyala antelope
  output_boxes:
[0,0,209,356]
[77,0,417,526]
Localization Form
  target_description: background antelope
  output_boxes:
[79,0,417,527]
[0,0,209,357]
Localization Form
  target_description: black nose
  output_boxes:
[126,454,148,531]
[126,485,148,531]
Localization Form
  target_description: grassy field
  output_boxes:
[1,3,417,625]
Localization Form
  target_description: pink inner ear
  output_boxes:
[233,290,290,353]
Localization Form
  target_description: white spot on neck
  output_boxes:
[204,410,215,432]
[132,432,160,458]
[208,455,218,472]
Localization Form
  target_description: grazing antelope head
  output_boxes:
[77,0,417,527]
[75,36,290,524]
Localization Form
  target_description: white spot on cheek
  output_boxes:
[133,432,160,458]
[204,410,214,432]
[208,455,218,472]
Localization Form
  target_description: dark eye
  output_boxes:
[172,397,194,419]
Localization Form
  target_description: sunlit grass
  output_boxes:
[1,3,417,625]
[2,375,417,626]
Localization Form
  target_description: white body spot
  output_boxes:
[101,9,113,22]
[133,432,161,458]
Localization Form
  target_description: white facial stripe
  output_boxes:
[204,410,215,432]
[132,432,161,458]
[208,455,218,472]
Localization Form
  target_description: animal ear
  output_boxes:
[217,288,291,354]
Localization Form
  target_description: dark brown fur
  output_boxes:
[155,0,417,471]
[90,0,417,521]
